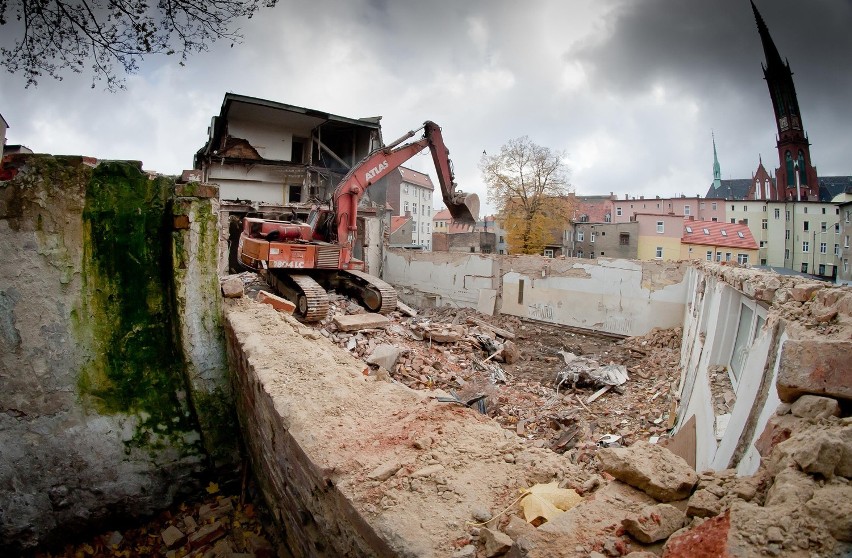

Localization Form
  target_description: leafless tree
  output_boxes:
[0,0,277,90]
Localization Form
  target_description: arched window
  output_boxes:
[765,179,771,199]
[785,151,794,187]
[755,180,761,199]
[798,151,807,185]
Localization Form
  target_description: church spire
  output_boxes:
[712,132,722,190]
[751,0,819,200]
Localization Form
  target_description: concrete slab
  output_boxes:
[333,313,390,332]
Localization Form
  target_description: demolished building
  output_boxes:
[1,154,850,556]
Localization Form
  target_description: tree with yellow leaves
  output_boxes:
[480,137,574,255]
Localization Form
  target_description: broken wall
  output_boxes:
[674,262,852,474]
[0,156,234,552]
[384,251,688,336]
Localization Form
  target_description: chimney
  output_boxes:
[639,196,644,200]
[624,194,629,200]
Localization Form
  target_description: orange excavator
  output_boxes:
[238,121,480,321]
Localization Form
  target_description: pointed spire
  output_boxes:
[712,132,722,190]
[751,1,785,73]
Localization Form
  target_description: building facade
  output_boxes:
[383,166,434,250]
[567,221,639,260]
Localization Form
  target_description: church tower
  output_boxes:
[751,1,819,200]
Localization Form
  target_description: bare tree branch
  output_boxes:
[0,0,277,90]
[480,136,574,255]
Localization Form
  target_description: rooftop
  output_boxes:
[682,220,758,250]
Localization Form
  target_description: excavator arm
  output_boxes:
[332,121,479,257]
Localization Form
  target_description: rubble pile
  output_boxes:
[37,488,281,558]
[461,392,850,557]
[284,291,685,464]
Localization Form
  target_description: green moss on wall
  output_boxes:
[77,162,200,452]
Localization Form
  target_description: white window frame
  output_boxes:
[577,230,584,241]
[590,231,596,243]
[655,246,663,259]
[684,205,691,216]
[544,249,554,258]
[706,250,713,261]
[802,241,810,253]
[657,221,664,233]
[616,207,622,216]
[737,253,749,265]
[820,242,827,254]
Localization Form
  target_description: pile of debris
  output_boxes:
[451,391,850,557]
[229,276,684,463]
[37,486,281,558]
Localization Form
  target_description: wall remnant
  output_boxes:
[384,250,688,336]
[0,156,233,552]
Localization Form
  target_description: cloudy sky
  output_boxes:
[1,0,849,214]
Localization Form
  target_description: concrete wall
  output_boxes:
[0,156,232,552]
[384,250,688,336]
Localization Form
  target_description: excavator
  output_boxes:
[238,120,480,321]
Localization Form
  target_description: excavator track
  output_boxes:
[342,270,398,314]
[267,271,329,322]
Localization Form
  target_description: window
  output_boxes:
[802,241,810,252]
[712,202,717,211]
[619,233,630,245]
[731,205,735,211]
[803,221,809,232]
[819,264,826,276]
[544,249,554,258]
[287,185,302,203]
[845,260,849,273]
[499,235,504,243]
[657,221,664,233]
[774,208,780,219]
[846,210,851,223]
[404,201,409,213]
[721,230,728,236]
[785,230,790,240]
[762,206,767,212]
[590,252,595,259]
[801,263,809,273]
[743,206,748,212]
[835,223,840,233]
[725,252,732,261]
[716,251,722,262]
[577,250,584,258]
[730,219,736,224]
[786,210,790,221]
[737,253,749,265]
[820,242,827,254]
[822,207,826,215]
[655,247,663,259]
[846,235,850,248]
[761,259,767,265]
[605,213,612,223]
[762,219,768,230]
[404,184,409,193]
[706,250,713,261]
[835,244,840,256]
[700,202,706,209]
[760,241,766,248]
[616,207,623,216]
[821,222,827,233]
[686,226,693,233]
[412,204,417,214]
[712,217,718,222]
[590,232,596,243]
[703,228,709,235]
[426,223,430,233]
[730,303,755,381]
[804,207,809,214]
[785,249,790,260]
[684,205,691,216]
[577,230,584,241]
[742,219,748,225]
[427,207,431,216]
[738,231,744,238]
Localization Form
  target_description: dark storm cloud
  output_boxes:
[572,0,852,176]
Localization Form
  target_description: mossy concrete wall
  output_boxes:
[0,155,234,552]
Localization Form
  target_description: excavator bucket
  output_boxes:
[446,192,480,225]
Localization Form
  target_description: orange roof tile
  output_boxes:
[681,221,758,250]
[390,216,411,234]
[399,166,434,190]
